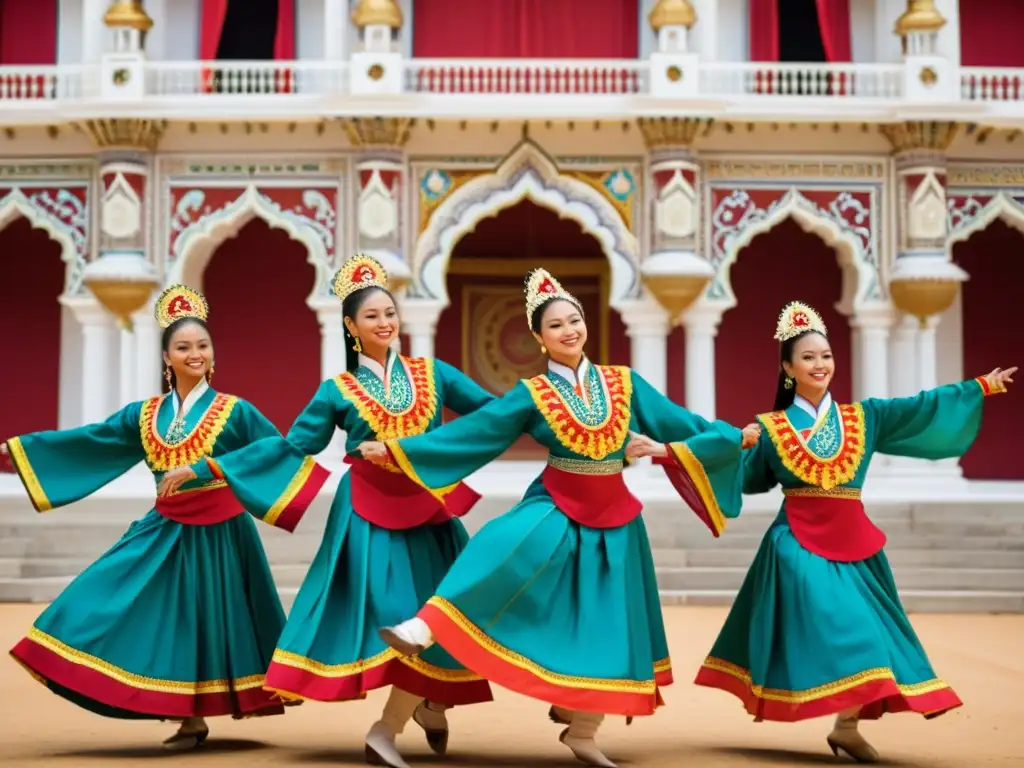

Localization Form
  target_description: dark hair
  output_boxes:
[527,296,585,334]
[773,330,827,411]
[342,285,395,372]
[161,317,211,393]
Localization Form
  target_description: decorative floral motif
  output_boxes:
[947,192,1024,237]
[757,403,865,491]
[140,394,237,472]
[334,357,438,440]
[525,365,632,461]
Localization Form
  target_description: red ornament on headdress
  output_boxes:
[792,311,809,328]
[353,264,376,283]
[538,278,556,294]
[169,296,193,319]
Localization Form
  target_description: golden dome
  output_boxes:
[649,0,697,31]
[352,0,404,29]
[894,0,946,36]
[103,1,154,31]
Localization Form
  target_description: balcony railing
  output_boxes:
[0,59,1021,116]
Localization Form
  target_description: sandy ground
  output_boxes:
[0,604,1021,767]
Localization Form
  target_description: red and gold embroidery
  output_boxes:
[334,356,438,441]
[757,403,865,490]
[524,365,632,461]
[140,394,236,472]
[975,375,1007,396]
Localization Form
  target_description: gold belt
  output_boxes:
[547,456,624,476]
[783,486,862,500]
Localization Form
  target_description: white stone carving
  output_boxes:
[906,172,946,242]
[101,173,142,240]
[358,170,398,240]
[654,170,696,239]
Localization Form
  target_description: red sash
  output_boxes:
[155,483,244,526]
[783,488,886,562]
[540,463,642,529]
[346,457,480,531]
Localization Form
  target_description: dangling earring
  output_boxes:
[164,365,172,389]
[206,365,215,385]
[353,336,363,354]
[784,376,794,390]
[540,345,547,355]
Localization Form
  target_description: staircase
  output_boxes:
[1,467,1023,612]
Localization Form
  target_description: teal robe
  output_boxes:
[695,378,1004,723]
[5,385,318,720]
[205,354,497,705]
[384,362,746,718]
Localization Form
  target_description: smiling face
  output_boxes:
[533,299,587,366]
[163,320,213,390]
[782,331,834,401]
[344,288,399,360]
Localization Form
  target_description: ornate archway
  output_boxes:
[0,187,88,295]
[947,191,1024,246]
[413,140,640,311]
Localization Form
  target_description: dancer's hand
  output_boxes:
[984,367,1017,392]
[357,441,389,466]
[741,423,762,449]
[157,466,196,497]
[625,432,667,459]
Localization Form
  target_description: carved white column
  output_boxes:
[83,0,110,63]
[309,299,346,459]
[681,302,721,420]
[133,306,162,399]
[324,0,347,59]
[619,298,670,395]
[889,313,919,397]
[916,315,940,392]
[851,308,892,401]
[61,297,118,425]
[399,298,444,359]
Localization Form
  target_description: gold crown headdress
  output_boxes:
[155,285,209,330]
[774,301,827,343]
[333,254,388,303]
[524,268,582,326]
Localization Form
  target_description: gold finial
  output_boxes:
[352,0,403,29]
[894,0,946,36]
[103,1,154,31]
[649,0,697,31]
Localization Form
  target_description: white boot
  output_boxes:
[162,716,208,751]
[379,618,435,656]
[560,711,617,768]
[365,688,423,768]
[413,699,450,755]
[826,710,880,764]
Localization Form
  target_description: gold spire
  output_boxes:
[649,0,697,31]
[103,1,154,31]
[352,0,403,29]
[894,0,946,36]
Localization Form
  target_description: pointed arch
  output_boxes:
[948,192,1024,247]
[0,188,84,295]
[714,189,872,315]
[168,185,333,299]
[414,141,639,310]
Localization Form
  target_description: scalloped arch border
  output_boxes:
[947,192,1024,246]
[414,143,639,310]
[0,188,84,295]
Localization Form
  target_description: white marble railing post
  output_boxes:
[620,298,670,395]
[681,302,721,420]
[61,296,119,425]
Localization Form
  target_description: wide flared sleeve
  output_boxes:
[435,359,496,415]
[386,381,535,500]
[197,385,334,532]
[4,403,146,512]
[629,371,745,537]
[741,432,779,495]
[862,377,1005,460]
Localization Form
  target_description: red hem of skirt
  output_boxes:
[274,461,331,533]
[263,656,493,705]
[693,665,963,722]
[11,638,285,719]
[419,603,664,717]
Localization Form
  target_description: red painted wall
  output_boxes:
[715,218,853,426]
[959,0,1024,67]
[666,326,686,405]
[0,0,58,64]
[201,218,321,435]
[0,217,64,443]
[952,220,1024,480]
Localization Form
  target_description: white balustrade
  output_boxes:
[700,62,904,99]
[960,67,1024,101]
[402,59,648,95]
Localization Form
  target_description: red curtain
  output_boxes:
[815,0,850,62]
[413,0,638,58]
[0,0,58,64]
[959,0,1024,66]
[749,0,779,61]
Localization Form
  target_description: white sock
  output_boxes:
[567,711,605,740]
[381,687,425,736]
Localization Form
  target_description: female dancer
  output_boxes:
[633,301,1014,763]
[2,285,327,749]
[366,269,759,768]
[162,255,497,768]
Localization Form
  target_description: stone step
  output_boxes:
[658,589,1024,613]
[655,566,1024,592]
[653,548,1024,569]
